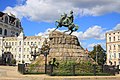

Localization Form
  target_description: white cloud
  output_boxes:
[36,25,105,40]
[114,23,120,30]
[73,25,106,40]
[87,42,106,50]
[3,0,120,22]
[35,28,55,38]
[88,43,96,49]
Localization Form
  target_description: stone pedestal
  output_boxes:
[33,31,93,65]
[48,31,87,61]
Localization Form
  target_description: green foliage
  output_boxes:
[51,60,110,76]
[51,73,111,76]
[27,63,39,72]
[89,44,106,65]
[11,59,16,64]
[53,60,94,75]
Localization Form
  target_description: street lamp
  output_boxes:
[30,44,40,61]
[40,38,50,74]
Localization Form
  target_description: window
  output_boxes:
[109,37,111,42]
[19,48,21,52]
[119,53,120,58]
[114,53,116,58]
[118,36,120,41]
[9,42,11,46]
[113,36,115,41]
[15,48,16,51]
[109,53,111,60]
[28,42,29,45]
[27,55,29,58]
[6,42,8,46]
[31,42,33,45]
[27,48,29,51]
[19,41,21,45]
[109,45,111,50]
[12,48,13,51]
[4,29,7,36]
[0,28,2,34]
[15,42,17,45]
[4,16,8,24]
[38,42,40,45]
[16,20,19,27]
[12,42,14,46]
[19,54,21,58]
[118,45,120,50]
[23,55,25,58]
[114,45,116,50]
[16,33,18,36]
[24,42,26,45]
[114,61,116,65]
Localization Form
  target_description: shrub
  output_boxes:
[11,59,16,65]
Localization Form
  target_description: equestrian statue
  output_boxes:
[53,10,79,35]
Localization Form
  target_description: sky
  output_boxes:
[0,0,120,51]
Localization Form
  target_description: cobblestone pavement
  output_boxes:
[0,66,120,80]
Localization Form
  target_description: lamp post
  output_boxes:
[30,44,40,61]
[40,38,50,74]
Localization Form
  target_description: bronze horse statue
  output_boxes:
[53,11,79,35]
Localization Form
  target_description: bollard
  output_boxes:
[73,65,75,76]
[50,64,53,75]
[117,65,119,74]
[93,65,96,76]
[113,65,115,75]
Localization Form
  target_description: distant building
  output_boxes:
[0,11,45,64]
[106,30,120,66]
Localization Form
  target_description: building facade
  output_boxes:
[0,12,23,37]
[0,12,45,64]
[106,30,120,66]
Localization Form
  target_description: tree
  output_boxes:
[89,44,106,65]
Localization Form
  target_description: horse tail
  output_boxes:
[55,21,59,27]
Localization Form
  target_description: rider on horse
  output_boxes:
[54,11,79,35]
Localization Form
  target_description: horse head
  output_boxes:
[74,25,79,31]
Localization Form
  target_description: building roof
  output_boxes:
[0,12,4,17]
[0,11,22,29]
[106,30,120,34]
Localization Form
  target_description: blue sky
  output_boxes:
[0,0,120,51]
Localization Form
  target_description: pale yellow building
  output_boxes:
[106,30,120,66]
